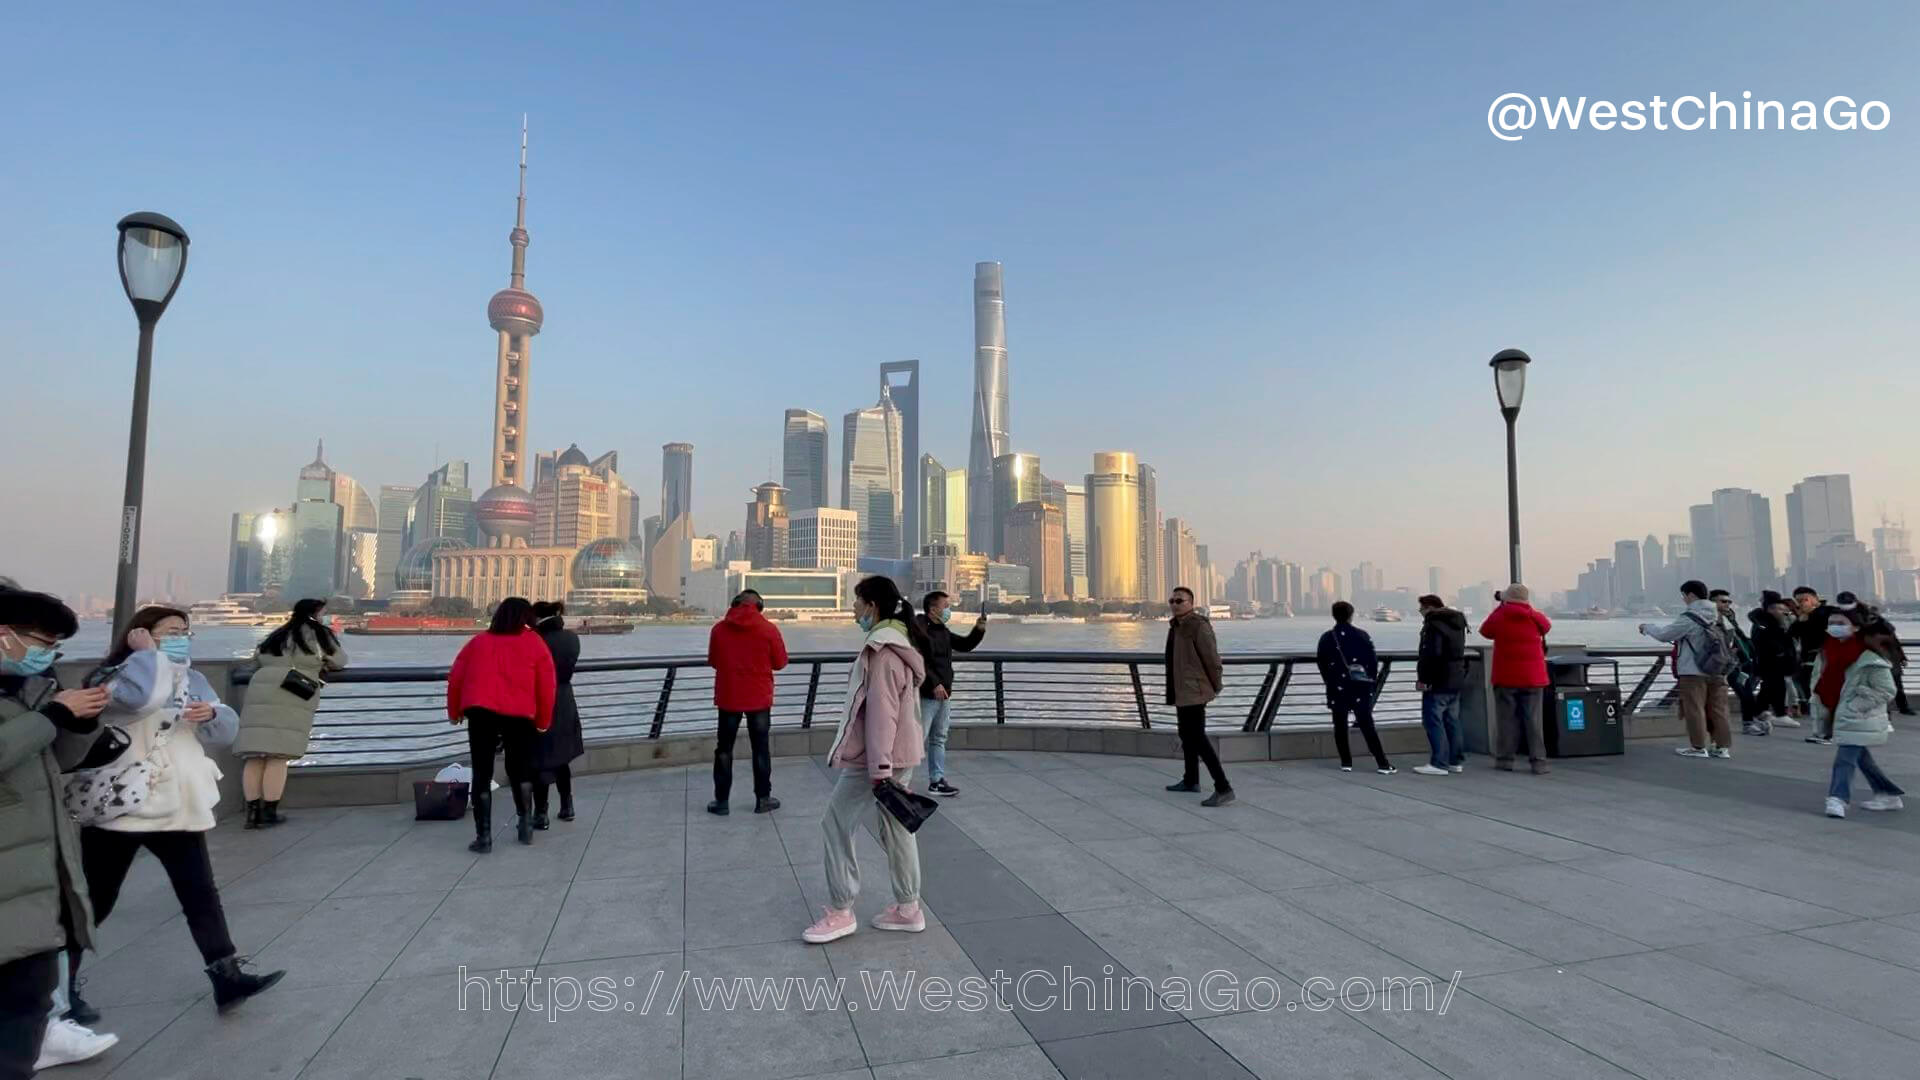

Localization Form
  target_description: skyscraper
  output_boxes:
[1427,566,1447,602]
[1164,517,1200,599]
[744,482,790,570]
[1874,517,1916,602]
[408,460,473,549]
[476,119,545,546]
[1641,534,1665,599]
[1613,539,1644,604]
[1687,504,1724,589]
[1136,463,1163,604]
[967,262,1009,555]
[1005,501,1065,601]
[879,362,920,555]
[1085,452,1141,601]
[1711,488,1775,597]
[1063,484,1088,598]
[789,507,859,571]
[1786,474,1855,586]
[990,452,1041,559]
[287,442,343,600]
[842,389,903,559]
[921,455,967,552]
[330,472,378,598]
[374,484,417,599]
[661,442,694,532]
[533,448,615,550]
[781,410,829,513]
[228,512,261,594]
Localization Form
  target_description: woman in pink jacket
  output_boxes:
[804,576,928,944]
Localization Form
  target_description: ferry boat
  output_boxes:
[1369,607,1404,623]
[186,598,280,627]
[575,617,636,635]
[345,614,484,636]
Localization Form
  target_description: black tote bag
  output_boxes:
[873,781,940,833]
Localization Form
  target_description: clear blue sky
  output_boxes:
[6,1,1916,603]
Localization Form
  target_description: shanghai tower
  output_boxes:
[966,262,1008,555]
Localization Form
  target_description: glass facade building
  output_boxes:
[842,389,903,560]
[782,410,829,513]
[1085,451,1141,601]
[990,452,1041,561]
[967,262,1009,556]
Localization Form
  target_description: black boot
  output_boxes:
[515,782,535,844]
[244,799,263,830]
[754,795,781,813]
[469,788,493,853]
[532,783,550,830]
[262,800,288,826]
[205,955,286,1014]
[557,773,575,821]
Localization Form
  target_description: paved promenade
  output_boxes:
[58,733,1920,1079]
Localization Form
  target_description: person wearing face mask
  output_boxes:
[803,576,927,944]
[0,586,120,1076]
[705,590,788,815]
[911,591,986,797]
[65,607,285,1023]
[1813,609,1905,818]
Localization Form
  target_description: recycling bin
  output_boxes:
[1544,657,1625,757]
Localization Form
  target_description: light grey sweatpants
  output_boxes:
[822,768,921,910]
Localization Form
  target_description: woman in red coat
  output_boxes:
[1477,584,1552,774]
[447,597,556,852]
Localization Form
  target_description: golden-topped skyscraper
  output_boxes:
[474,118,545,547]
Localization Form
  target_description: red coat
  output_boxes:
[447,628,557,731]
[708,605,789,711]
[1478,602,1552,688]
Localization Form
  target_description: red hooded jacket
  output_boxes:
[447,628,557,731]
[1478,602,1552,688]
[707,604,789,711]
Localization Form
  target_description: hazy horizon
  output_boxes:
[6,2,1916,605]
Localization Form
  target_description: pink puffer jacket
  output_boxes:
[827,623,927,782]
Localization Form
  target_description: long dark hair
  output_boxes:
[101,605,189,668]
[490,597,536,634]
[854,576,921,644]
[260,598,338,657]
[532,600,565,629]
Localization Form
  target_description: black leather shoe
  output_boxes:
[1165,780,1201,793]
[205,955,286,1013]
[1201,789,1235,807]
[754,796,780,814]
[706,800,730,816]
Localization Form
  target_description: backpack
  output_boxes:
[1681,613,1742,677]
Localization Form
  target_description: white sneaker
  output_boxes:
[1376,766,1399,776]
[1412,765,1449,776]
[1862,795,1905,812]
[1676,747,1712,758]
[1448,764,1465,774]
[1825,797,1847,818]
[1709,746,1732,759]
[1338,765,1353,772]
[35,1018,118,1069]
[1772,714,1803,728]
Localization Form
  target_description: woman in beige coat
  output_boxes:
[234,600,347,827]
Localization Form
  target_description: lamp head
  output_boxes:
[1489,348,1531,417]
[116,212,190,323]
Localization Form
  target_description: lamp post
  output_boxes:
[1489,348,1531,585]
[111,213,190,635]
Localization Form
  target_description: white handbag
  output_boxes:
[62,665,184,826]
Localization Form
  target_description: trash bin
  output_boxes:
[1543,657,1625,757]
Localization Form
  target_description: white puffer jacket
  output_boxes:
[93,650,238,833]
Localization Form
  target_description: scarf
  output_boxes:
[1816,636,1868,711]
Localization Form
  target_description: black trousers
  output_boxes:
[467,708,540,814]
[77,827,235,966]
[1332,699,1391,769]
[1176,705,1230,790]
[715,709,773,800]
[534,765,573,816]
[0,948,58,1080]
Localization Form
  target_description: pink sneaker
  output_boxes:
[872,902,926,933]
[802,906,856,944]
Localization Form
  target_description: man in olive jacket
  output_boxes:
[1164,587,1232,805]
[1,588,108,1077]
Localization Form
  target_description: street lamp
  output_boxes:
[1489,348,1531,585]
[111,212,190,635]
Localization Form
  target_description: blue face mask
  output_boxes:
[938,608,952,624]
[159,637,193,664]
[2,642,58,677]
[856,613,875,632]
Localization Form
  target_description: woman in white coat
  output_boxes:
[61,607,285,1024]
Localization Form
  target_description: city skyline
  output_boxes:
[7,7,1918,604]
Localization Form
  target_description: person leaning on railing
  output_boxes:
[234,599,347,828]
[446,598,556,853]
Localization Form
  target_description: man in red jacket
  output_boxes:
[706,591,789,815]
[1478,583,1552,775]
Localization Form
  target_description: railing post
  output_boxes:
[1371,660,1392,708]
[1129,662,1152,728]
[802,661,822,728]
[1245,661,1279,732]
[993,660,1006,723]
[648,665,676,739]
[1259,661,1292,731]
[1623,656,1667,716]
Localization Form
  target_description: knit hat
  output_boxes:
[1760,590,1784,607]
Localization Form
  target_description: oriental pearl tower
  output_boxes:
[473,118,543,548]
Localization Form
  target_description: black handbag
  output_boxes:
[280,668,323,700]
[413,780,470,821]
[68,725,131,773]
[873,780,940,833]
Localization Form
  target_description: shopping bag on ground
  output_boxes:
[413,779,470,821]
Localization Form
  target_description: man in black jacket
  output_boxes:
[912,592,985,796]
[1791,586,1837,741]
[1414,595,1468,776]
[1748,592,1799,732]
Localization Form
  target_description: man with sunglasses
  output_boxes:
[1,585,116,1077]
[1164,586,1232,806]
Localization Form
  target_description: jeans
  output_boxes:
[714,709,773,800]
[1421,691,1464,769]
[1494,687,1546,767]
[1331,699,1391,770]
[1176,704,1231,789]
[922,697,953,782]
[821,768,920,910]
[0,949,57,1080]
[467,707,541,816]
[1830,745,1905,802]
[1676,675,1732,750]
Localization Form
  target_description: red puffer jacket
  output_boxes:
[707,604,790,711]
[1478,602,1552,688]
[447,628,557,731]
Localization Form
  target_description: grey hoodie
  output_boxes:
[1641,598,1722,677]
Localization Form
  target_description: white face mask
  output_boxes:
[1828,624,1855,640]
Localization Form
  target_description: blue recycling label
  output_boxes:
[1566,699,1586,731]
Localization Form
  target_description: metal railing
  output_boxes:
[261,643,1912,768]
